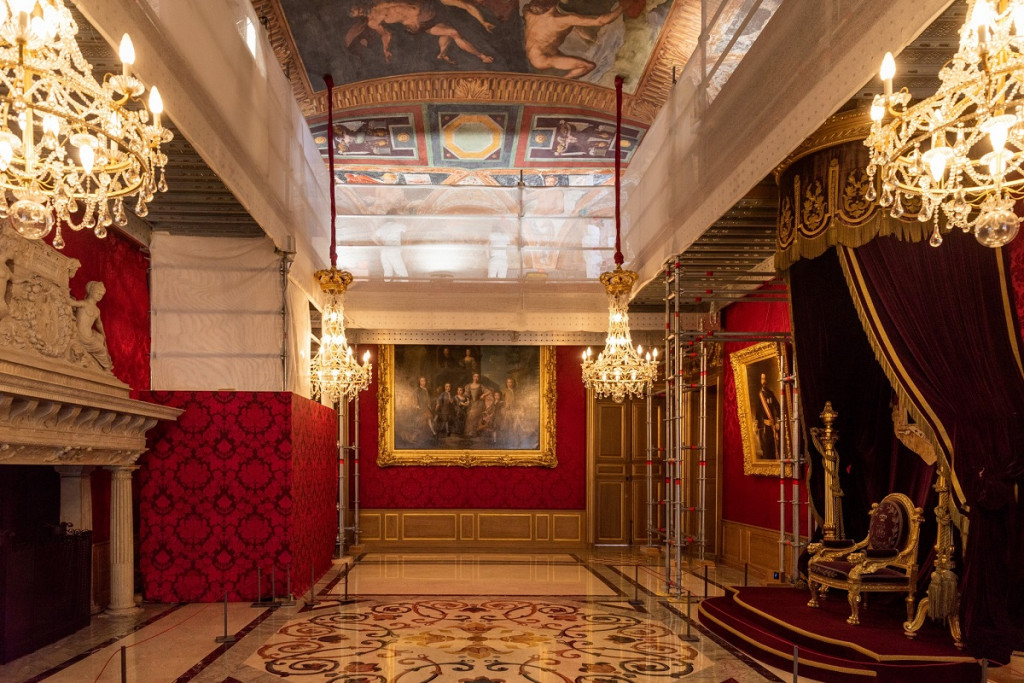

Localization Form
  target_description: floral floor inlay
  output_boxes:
[249,598,704,681]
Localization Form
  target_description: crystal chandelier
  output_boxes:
[310,75,371,405]
[581,75,658,403]
[0,0,170,249]
[866,0,1024,248]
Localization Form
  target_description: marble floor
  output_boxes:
[1,550,1017,682]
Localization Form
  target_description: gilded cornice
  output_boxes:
[774,109,874,180]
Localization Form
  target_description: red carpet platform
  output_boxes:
[698,586,979,682]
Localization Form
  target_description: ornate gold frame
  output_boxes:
[730,342,790,477]
[377,345,557,467]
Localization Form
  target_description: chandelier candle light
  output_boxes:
[581,75,658,403]
[0,0,170,248]
[310,74,371,405]
[866,0,1024,248]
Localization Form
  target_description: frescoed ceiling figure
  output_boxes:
[278,0,672,90]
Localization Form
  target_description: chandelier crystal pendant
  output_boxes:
[581,75,658,403]
[0,0,171,248]
[310,74,371,405]
[866,0,1024,248]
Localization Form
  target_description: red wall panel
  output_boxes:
[289,394,338,594]
[721,286,792,530]
[137,391,335,602]
[355,346,587,509]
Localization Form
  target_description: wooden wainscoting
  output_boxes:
[358,510,586,548]
[720,519,806,581]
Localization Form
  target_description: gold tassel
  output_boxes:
[926,568,959,620]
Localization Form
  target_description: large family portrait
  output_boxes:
[377,344,557,467]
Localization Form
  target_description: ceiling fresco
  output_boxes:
[253,0,706,185]
[252,0,779,186]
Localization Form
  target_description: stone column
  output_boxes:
[106,465,141,616]
[55,466,99,613]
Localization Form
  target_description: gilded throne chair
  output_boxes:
[806,492,924,626]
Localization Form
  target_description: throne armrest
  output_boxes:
[864,548,899,560]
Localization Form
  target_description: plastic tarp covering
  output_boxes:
[285,276,312,399]
[150,233,284,391]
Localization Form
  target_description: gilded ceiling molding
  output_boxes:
[319,73,632,121]
[629,0,701,122]
[250,0,315,109]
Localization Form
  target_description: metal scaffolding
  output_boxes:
[656,256,806,592]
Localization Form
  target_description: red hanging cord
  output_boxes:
[614,74,624,267]
[324,74,337,269]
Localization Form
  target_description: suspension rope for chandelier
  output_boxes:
[581,75,658,403]
[310,74,371,405]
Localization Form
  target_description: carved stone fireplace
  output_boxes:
[0,223,180,616]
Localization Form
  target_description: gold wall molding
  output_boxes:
[720,519,806,581]
[358,509,585,547]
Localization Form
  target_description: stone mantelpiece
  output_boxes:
[0,222,181,616]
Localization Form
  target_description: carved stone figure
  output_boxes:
[70,281,113,371]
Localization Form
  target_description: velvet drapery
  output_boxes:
[789,251,936,545]
[837,237,1024,661]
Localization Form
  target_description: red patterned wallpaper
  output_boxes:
[137,392,336,602]
[355,346,587,509]
[289,394,338,595]
[721,285,792,530]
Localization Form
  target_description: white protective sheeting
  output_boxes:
[285,276,313,399]
[150,233,284,390]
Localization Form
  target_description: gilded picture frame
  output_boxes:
[730,342,791,477]
[377,344,557,467]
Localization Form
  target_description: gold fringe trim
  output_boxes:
[776,214,931,272]
[836,247,970,545]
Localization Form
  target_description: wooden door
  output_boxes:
[592,396,664,546]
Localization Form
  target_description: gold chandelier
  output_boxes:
[866,0,1024,248]
[581,75,657,403]
[310,75,371,405]
[0,0,170,249]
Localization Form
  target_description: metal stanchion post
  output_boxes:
[680,589,698,642]
[252,566,275,607]
[121,646,127,683]
[793,645,799,682]
[703,564,708,598]
[338,562,355,605]
[308,565,317,606]
[281,565,296,606]
[215,591,237,643]
[270,566,277,604]
[744,563,748,587]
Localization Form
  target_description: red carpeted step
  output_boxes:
[699,587,981,683]
[700,597,876,683]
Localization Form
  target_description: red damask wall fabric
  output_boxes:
[137,391,336,602]
[721,286,792,530]
[289,394,338,594]
[356,346,587,509]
